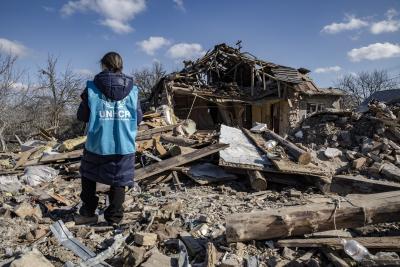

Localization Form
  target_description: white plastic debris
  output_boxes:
[342,239,372,262]
[294,130,303,139]
[156,105,176,125]
[175,119,197,137]
[265,140,277,150]
[21,165,59,186]
[324,148,342,159]
[0,175,22,193]
[250,122,268,133]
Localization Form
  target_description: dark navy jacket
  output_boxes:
[77,71,143,187]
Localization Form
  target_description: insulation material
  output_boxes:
[219,124,271,168]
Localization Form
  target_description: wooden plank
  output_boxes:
[135,143,229,181]
[264,130,311,165]
[226,191,400,242]
[272,159,326,177]
[331,175,400,195]
[206,243,217,267]
[160,134,197,147]
[40,149,83,163]
[136,124,177,141]
[321,248,350,267]
[14,147,41,170]
[277,236,400,251]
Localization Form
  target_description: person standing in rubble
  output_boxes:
[75,52,142,226]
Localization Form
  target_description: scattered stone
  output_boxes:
[141,249,172,267]
[123,245,145,267]
[289,189,302,198]
[10,249,54,267]
[191,223,209,238]
[324,148,342,159]
[220,258,241,267]
[282,247,296,260]
[235,242,246,258]
[134,232,158,246]
[352,157,367,170]
[14,202,42,219]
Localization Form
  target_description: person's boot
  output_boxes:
[74,214,98,225]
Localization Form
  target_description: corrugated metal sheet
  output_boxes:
[271,67,303,84]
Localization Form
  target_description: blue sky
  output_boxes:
[0,0,399,87]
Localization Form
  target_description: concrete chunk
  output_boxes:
[352,157,367,170]
[381,163,400,182]
[11,249,54,267]
[134,232,157,246]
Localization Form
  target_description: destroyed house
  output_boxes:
[150,43,344,135]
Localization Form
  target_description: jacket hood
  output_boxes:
[93,71,134,101]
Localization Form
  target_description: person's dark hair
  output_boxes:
[100,52,123,72]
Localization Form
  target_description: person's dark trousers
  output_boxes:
[79,177,99,217]
[104,185,125,224]
[79,177,125,224]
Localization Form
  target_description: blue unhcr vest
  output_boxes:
[85,81,138,155]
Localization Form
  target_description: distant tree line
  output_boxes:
[336,69,400,109]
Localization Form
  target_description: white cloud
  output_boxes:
[137,36,171,55]
[348,42,400,61]
[10,82,29,91]
[370,8,400,34]
[61,0,146,34]
[0,38,28,57]
[167,43,205,59]
[100,19,133,34]
[74,68,94,76]
[371,20,400,34]
[322,15,369,34]
[173,0,185,11]
[314,66,342,74]
[386,8,398,20]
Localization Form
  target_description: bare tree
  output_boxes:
[132,61,166,98]
[0,53,28,151]
[38,55,83,132]
[336,69,399,108]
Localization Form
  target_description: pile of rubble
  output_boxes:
[1,101,400,267]
[291,100,400,183]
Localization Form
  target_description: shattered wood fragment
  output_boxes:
[321,248,350,267]
[276,236,400,251]
[247,170,267,191]
[264,129,311,164]
[331,175,400,195]
[136,124,177,141]
[270,159,331,192]
[226,191,400,242]
[153,137,167,156]
[135,143,228,181]
[13,147,40,170]
[160,134,198,147]
[206,242,217,267]
[241,127,271,155]
[39,149,83,164]
[59,136,86,152]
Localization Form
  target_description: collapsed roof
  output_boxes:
[151,43,344,106]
